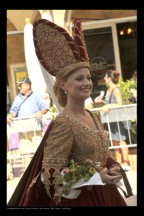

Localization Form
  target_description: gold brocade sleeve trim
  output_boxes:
[42,156,81,199]
[42,160,68,199]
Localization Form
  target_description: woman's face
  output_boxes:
[104,74,111,84]
[62,67,93,101]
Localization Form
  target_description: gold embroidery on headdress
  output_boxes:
[33,18,90,77]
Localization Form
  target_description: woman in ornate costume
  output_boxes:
[8,18,132,207]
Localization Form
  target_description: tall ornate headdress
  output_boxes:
[33,18,90,79]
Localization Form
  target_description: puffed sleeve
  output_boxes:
[41,117,74,198]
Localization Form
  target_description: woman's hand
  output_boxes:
[109,165,122,180]
[94,96,104,104]
[99,167,122,184]
[102,104,111,114]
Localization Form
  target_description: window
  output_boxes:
[84,27,115,99]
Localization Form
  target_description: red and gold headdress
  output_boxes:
[33,18,90,79]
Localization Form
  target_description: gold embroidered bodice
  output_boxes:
[42,111,110,198]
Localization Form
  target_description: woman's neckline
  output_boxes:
[58,110,99,133]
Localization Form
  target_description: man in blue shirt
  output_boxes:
[7,77,49,120]
[7,77,49,179]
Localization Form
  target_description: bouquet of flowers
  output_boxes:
[54,159,96,203]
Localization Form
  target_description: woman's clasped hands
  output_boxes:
[97,166,122,184]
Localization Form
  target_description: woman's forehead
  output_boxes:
[72,68,90,76]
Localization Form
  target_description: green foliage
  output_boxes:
[131,119,137,135]
[55,159,96,203]
[50,105,57,113]
[131,119,137,143]
[62,160,96,193]
[117,76,137,104]
[117,76,137,144]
